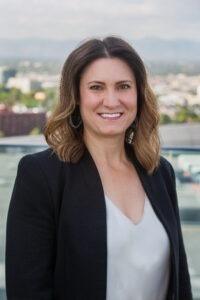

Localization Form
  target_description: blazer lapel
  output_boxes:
[61,149,107,298]
[132,156,179,296]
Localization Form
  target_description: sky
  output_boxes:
[0,0,199,41]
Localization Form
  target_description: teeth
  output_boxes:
[100,113,121,118]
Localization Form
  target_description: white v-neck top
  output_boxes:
[105,195,170,300]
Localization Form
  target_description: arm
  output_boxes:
[6,154,56,300]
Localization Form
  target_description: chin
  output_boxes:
[99,130,125,137]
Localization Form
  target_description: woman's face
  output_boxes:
[79,57,137,142]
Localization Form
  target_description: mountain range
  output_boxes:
[0,37,199,62]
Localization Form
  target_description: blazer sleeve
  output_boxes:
[6,154,56,300]
[161,158,193,300]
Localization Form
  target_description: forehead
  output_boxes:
[81,57,135,81]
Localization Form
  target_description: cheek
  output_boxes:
[79,92,96,119]
[80,91,91,114]
[80,91,102,111]
[125,93,137,109]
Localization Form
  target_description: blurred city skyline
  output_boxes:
[0,0,199,42]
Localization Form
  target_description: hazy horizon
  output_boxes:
[0,0,199,41]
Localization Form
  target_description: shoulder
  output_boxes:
[16,148,70,194]
[19,148,67,175]
[158,156,175,177]
[15,148,69,212]
[154,156,176,190]
[20,148,60,166]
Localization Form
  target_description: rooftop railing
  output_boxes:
[0,144,200,299]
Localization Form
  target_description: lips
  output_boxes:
[99,113,123,119]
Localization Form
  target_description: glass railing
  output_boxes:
[162,146,200,300]
[0,144,200,299]
[0,144,46,300]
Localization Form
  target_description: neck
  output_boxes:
[83,132,128,166]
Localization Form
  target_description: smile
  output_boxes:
[99,113,123,119]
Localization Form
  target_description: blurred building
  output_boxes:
[0,67,17,85]
[6,77,41,93]
[0,110,46,137]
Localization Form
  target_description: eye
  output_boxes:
[119,83,131,90]
[89,85,102,91]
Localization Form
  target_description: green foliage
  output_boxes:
[29,127,40,135]
[0,85,57,110]
[160,114,172,124]
[9,88,21,102]
[0,86,14,106]
[0,130,5,137]
[160,107,200,125]
[43,88,57,111]
[174,109,200,123]
[0,86,36,107]
[20,92,38,108]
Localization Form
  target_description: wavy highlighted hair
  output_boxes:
[45,36,160,173]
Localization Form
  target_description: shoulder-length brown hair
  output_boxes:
[45,36,160,173]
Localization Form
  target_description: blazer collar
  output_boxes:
[129,149,178,294]
[68,148,107,297]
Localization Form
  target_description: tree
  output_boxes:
[174,108,200,123]
[160,113,172,124]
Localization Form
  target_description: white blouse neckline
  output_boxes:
[105,194,170,300]
[105,194,147,226]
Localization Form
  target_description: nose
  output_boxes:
[103,89,120,108]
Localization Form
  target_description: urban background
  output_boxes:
[0,0,200,299]
[0,50,200,138]
[0,0,200,139]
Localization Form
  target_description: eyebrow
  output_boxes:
[87,80,134,85]
[87,81,104,85]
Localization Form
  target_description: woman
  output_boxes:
[6,36,192,300]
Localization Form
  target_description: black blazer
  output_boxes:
[6,147,192,300]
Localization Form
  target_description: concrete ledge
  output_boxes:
[160,123,200,146]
